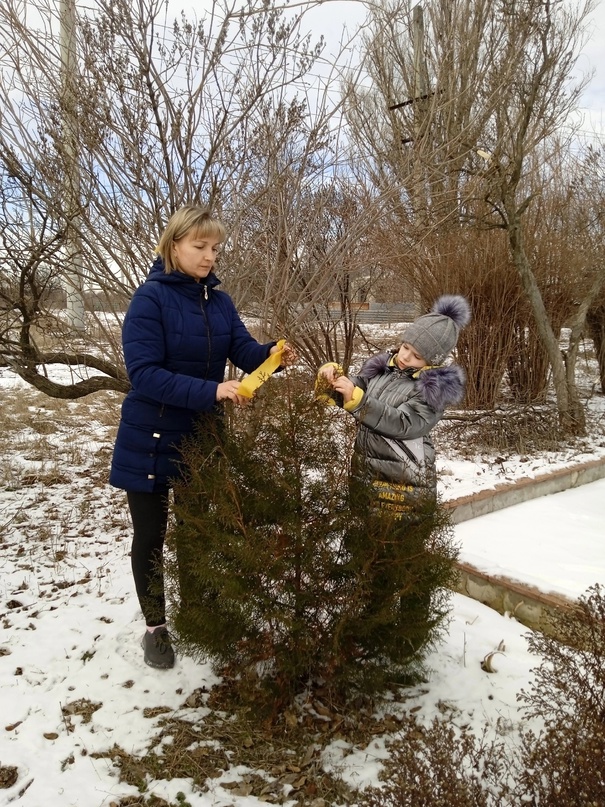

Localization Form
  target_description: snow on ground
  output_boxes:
[454,479,605,600]
[0,351,604,806]
[0,511,543,807]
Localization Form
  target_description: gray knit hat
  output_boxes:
[401,295,471,365]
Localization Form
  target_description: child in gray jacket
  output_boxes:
[317,295,470,511]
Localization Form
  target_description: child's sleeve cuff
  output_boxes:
[343,386,364,411]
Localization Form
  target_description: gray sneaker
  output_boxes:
[141,626,175,669]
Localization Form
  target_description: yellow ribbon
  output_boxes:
[237,339,286,399]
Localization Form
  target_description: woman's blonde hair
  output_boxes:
[156,206,226,274]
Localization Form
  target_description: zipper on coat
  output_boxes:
[399,441,420,466]
[200,286,212,377]
[386,436,422,466]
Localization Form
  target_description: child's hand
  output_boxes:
[315,363,348,403]
[319,363,344,383]
[332,375,356,403]
[319,365,337,383]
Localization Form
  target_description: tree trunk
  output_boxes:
[565,269,605,413]
[586,304,605,395]
[506,207,585,435]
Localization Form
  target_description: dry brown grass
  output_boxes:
[90,679,414,806]
[0,383,122,488]
[2,368,603,807]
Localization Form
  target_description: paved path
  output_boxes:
[454,477,605,602]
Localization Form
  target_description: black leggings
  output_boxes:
[127,490,170,627]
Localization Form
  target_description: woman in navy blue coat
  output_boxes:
[110,206,294,669]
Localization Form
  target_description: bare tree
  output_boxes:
[344,0,599,432]
[0,0,377,395]
[0,170,130,395]
[473,0,599,432]
[560,145,605,397]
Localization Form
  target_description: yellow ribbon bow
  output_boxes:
[237,339,286,399]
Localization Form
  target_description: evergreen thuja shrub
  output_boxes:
[514,583,605,806]
[165,372,458,700]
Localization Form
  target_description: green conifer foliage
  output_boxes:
[165,373,458,699]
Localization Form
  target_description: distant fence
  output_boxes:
[326,302,419,325]
[50,296,419,322]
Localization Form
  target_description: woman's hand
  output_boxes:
[216,380,249,406]
[271,342,297,367]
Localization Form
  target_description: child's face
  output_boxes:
[395,342,426,370]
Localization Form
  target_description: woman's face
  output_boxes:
[395,342,426,370]
[172,230,221,280]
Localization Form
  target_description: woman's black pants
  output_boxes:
[127,490,170,628]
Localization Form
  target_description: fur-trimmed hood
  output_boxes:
[359,351,466,411]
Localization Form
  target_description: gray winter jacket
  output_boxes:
[345,352,466,491]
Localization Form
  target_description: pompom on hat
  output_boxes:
[401,295,471,365]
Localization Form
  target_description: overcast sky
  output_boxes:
[188,0,605,140]
[576,0,605,136]
[308,0,605,139]
[42,0,605,141]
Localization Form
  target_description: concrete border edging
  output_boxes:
[452,562,575,637]
[442,456,605,634]
[444,456,605,524]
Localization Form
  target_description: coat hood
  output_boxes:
[359,351,466,411]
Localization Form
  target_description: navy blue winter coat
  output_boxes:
[110,257,275,492]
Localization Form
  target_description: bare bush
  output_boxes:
[357,584,605,807]
[515,584,605,806]
[358,716,512,807]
